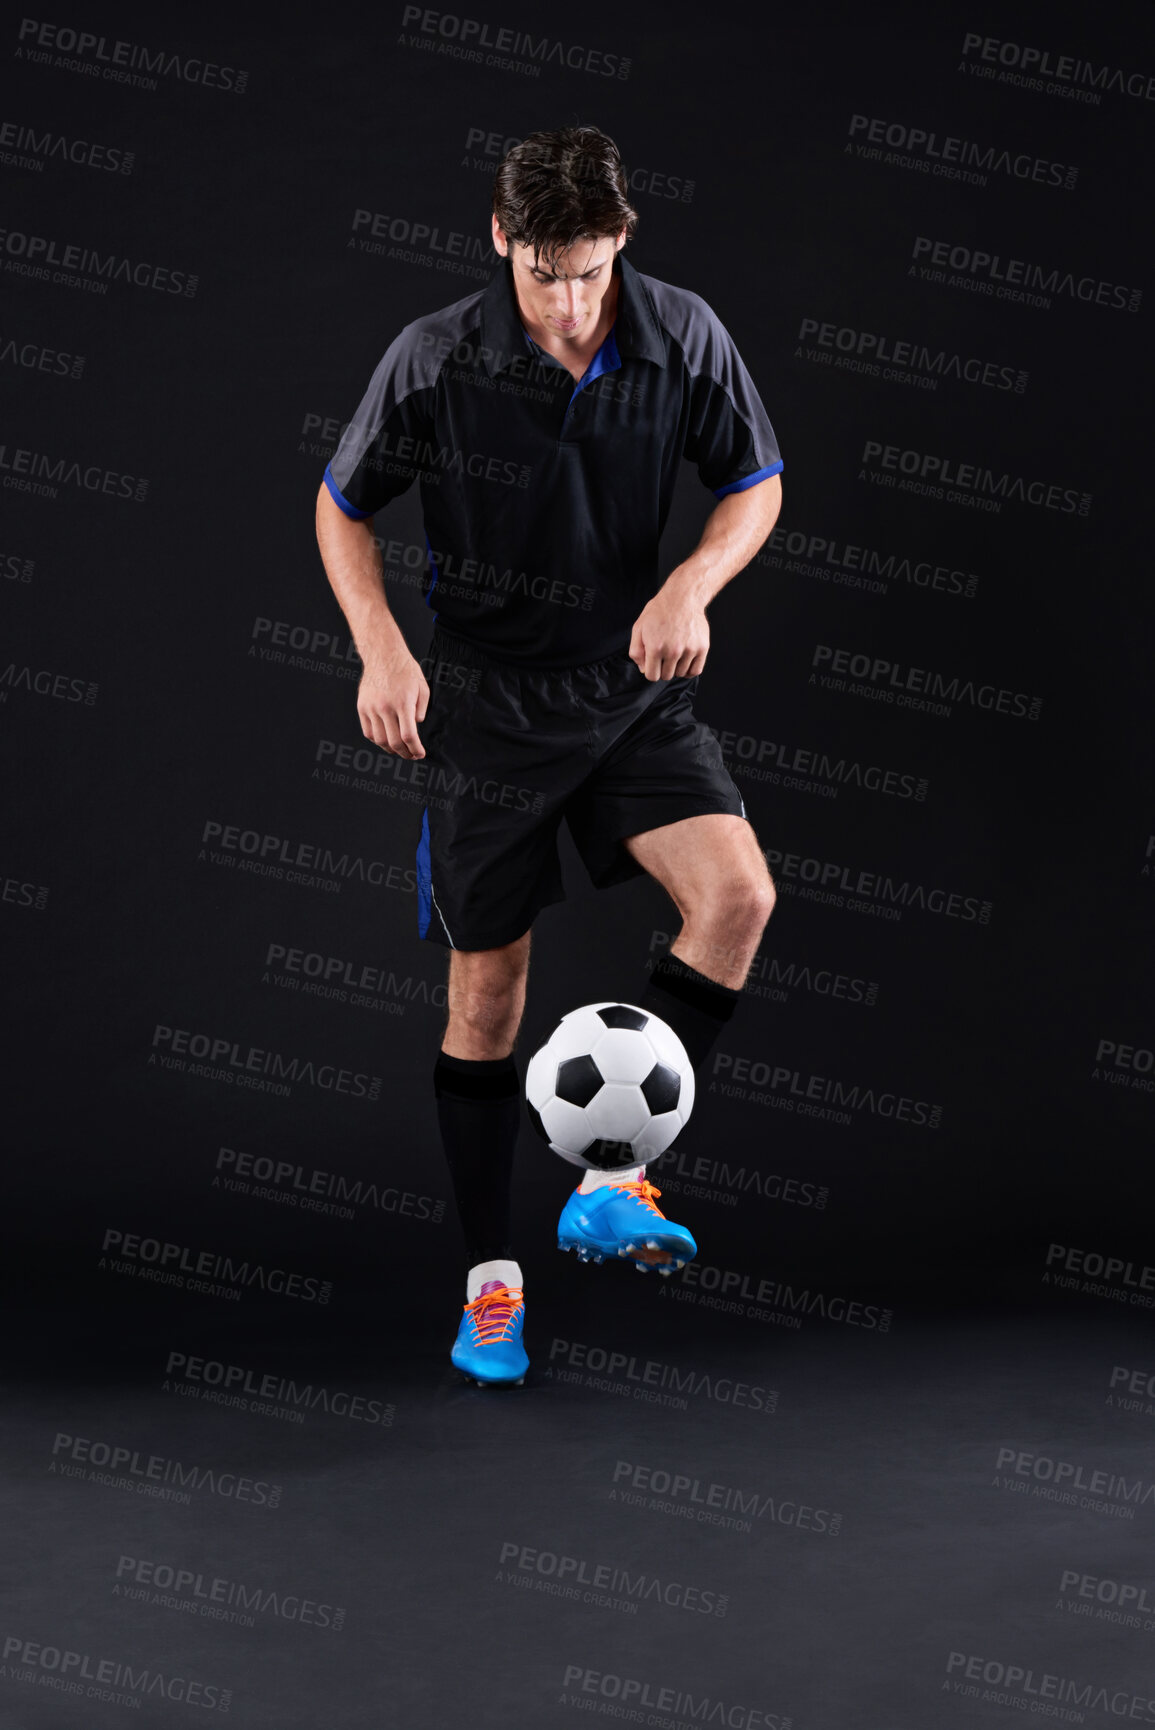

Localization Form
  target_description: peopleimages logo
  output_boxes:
[944,1649,1155,1719]
[1044,1242,1155,1307]
[959,32,1155,104]
[911,235,1141,312]
[847,112,1076,189]
[100,1227,333,1304]
[15,19,248,92]
[546,1336,777,1413]
[199,819,414,896]
[49,1430,281,1507]
[164,1351,393,1426]
[812,642,1043,722]
[669,1261,893,1333]
[651,1144,829,1212]
[0,121,134,174]
[316,402,532,490]
[0,1635,229,1712]
[559,1667,790,1730]
[398,7,631,79]
[0,335,86,377]
[0,441,147,501]
[711,1050,943,1130]
[0,663,98,704]
[611,1459,842,1536]
[215,1145,445,1224]
[757,522,979,600]
[763,844,993,926]
[0,228,197,295]
[149,1022,382,1102]
[1093,1037,1155,1094]
[706,724,927,802]
[798,315,1029,390]
[860,438,1090,517]
[994,1445,1155,1508]
[1059,1566,1155,1625]
[496,1542,727,1616]
[114,1553,345,1632]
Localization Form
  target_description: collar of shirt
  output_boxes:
[479,251,667,379]
[521,320,622,393]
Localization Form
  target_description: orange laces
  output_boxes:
[608,1177,665,1217]
[462,1284,524,1344]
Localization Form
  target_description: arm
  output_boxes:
[315,484,429,759]
[628,473,783,681]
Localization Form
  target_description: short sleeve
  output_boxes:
[683,314,783,499]
[322,326,438,520]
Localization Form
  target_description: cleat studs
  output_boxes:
[658,1267,673,1278]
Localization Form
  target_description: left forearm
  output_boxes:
[663,475,783,607]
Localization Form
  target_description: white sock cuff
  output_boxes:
[467,1258,523,1301]
[578,1164,645,1194]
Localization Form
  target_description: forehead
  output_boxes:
[512,236,618,278]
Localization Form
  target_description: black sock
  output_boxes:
[638,952,742,1074]
[433,1050,521,1268]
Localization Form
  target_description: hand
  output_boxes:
[357,645,430,759]
[628,586,710,681]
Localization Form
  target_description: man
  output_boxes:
[315,125,783,1388]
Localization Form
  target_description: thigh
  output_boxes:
[444,930,532,1047]
[447,931,532,997]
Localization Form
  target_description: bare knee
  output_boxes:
[442,934,530,1059]
[702,865,776,935]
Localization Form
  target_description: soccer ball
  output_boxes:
[525,1002,695,1171]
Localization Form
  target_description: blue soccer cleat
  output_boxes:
[450,1281,529,1386]
[557,1178,697,1276]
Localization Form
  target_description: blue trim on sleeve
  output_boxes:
[322,463,372,520]
[712,460,784,499]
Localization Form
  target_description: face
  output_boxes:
[492,221,626,343]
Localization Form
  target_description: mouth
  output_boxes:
[552,315,582,330]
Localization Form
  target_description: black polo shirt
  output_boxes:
[323,252,783,667]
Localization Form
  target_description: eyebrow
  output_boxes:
[529,261,606,279]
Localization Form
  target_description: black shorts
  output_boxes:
[414,624,747,950]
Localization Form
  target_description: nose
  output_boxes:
[554,283,581,318]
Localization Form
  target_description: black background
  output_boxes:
[3,2,1155,1725]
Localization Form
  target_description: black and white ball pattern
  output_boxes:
[525,1002,695,1170]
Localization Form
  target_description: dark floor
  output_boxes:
[4,1263,1154,1730]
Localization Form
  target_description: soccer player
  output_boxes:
[315,126,783,1387]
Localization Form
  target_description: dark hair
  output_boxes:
[492,125,639,269]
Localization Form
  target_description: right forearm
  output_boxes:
[315,497,407,671]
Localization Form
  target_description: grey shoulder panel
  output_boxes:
[637,272,741,382]
[638,270,778,472]
[328,288,486,492]
[363,285,489,412]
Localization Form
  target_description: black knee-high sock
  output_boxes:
[433,1050,521,1268]
[638,952,742,1076]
